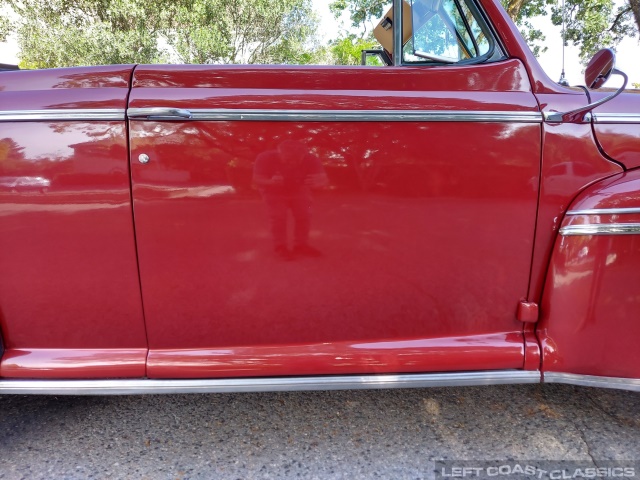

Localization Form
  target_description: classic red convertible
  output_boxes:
[1,0,639,395]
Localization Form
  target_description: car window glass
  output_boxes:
[404,0,491,63]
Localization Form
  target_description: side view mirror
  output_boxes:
[545,48,628,123]
[585,48,616,89]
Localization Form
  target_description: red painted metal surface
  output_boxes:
[0,67,147,379]
[0,65,133,110]
[148,334,524,378]
[516,301,538,323]
[131,60,534,94]
[585,49,615,89]
[0,65,132,91]
[129,61,540,378]
[527,94,623,304]
[0,1,635,383]
[539,170,640,379]
[0,349,146,378]
[591,91,640,170]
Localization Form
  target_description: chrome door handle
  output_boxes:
[127,107,192,120]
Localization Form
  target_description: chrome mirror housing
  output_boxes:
[545,48,628,123]
[585,48,616,89]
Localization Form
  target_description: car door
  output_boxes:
[0,66,148,378]
[127,0,542,379]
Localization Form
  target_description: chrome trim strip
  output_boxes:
[559,223,640,236]
[545,372,640,392]
[0,370,540,395]
[544,111,591,124]
[127,107,192,119]
[127,108,544,123]
[0,109,126,121]
[593,113,640,124]
[567,207,640,216]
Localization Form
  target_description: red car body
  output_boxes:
[0,0,638,394]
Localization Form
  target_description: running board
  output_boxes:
[0,370,540,395]
[4,371,638,395]
[544,372,640,392]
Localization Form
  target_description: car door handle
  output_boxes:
[127,107,193,120]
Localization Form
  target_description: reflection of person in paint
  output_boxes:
[253,140,328,260]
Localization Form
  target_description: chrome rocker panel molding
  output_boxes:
[127,108,544,123]
[0,109,126,122]
[0,370,540,396]
[545,372,640,392]
[559,223,640,236]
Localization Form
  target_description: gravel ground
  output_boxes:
[0,384,639,479]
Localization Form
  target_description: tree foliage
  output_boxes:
[0,13,10,43]
[329,0,387,36]
[501,0,554,56]
[4,0,639,68]
[503,0,639,62]
[169,0,319,64]
[3,0,176,67]
[330,0,640,64]
[327,0,387,65]
[551,0,639,62]
[328,34,382,65]
[1,0,319,68]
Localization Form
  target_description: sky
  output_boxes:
[0,1,638,88]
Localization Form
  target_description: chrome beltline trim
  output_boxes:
[593,113,640,124]
[567,207,640,216]
[559,223,640,236]
[0,109,126,121]
[545,372,640,392]
[127,108,544,123]
[0,370,540,395]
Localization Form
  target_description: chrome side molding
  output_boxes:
[566,207,640,215]
[593,113,640,124]
[559,223,640,236]
[126,108,544,123]
[0,108,544,123]
[0,109,126,122]
[5,109,637,124]
[0,370,540,396]
[545,372,640,392]
[127,107,192,120]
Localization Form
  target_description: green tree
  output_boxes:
[1,0,319,68]
[551,0,639,62]
[169,0,318,64]
[503,0,640,62]
[0,14,9,43]
[3,0,176,67]
[329,0,387,35]
[501,0,555,56]
[328,34,382,65]
[329,0,640,63]
[327,0,387,65]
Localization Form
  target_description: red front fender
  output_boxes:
[539,169,640,379]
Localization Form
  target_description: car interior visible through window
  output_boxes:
[370,0,500,66]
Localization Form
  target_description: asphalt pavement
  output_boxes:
[1,384,639,479]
